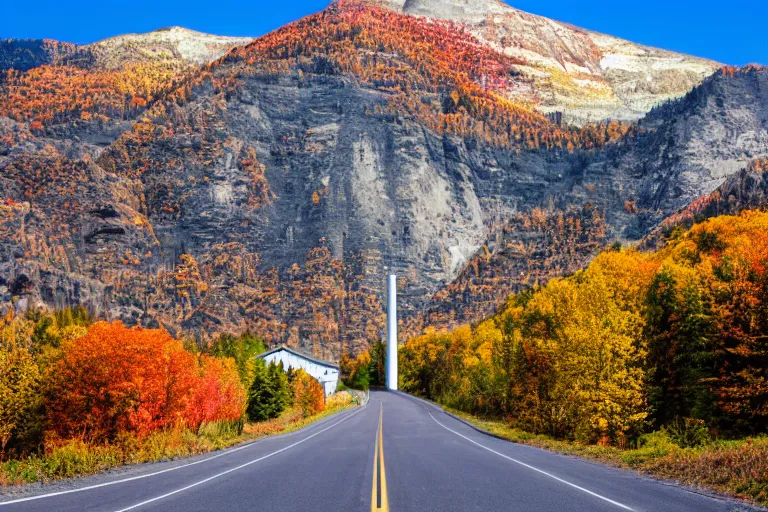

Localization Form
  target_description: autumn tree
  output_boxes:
[340,350,371,390]
[292,369,325,417]
[208,332,266,386]
[0,333,41,457]
[186,356,246,431]
[46,321,200,441]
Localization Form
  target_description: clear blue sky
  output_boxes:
[0,0,765,65]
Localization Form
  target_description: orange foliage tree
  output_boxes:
[292,370,325,417]
[185,356,246,430]
[47,321,245,441]
[0,62,184,128]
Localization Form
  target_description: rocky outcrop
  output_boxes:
[641,158,768,249]
[82,27,253,69]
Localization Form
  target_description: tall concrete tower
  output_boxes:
[386,274,398,391]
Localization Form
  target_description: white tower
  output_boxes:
[386,274,398,391]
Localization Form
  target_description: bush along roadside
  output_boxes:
[0,308,356,487]
[0,392,355,486]
[449,409,768,507]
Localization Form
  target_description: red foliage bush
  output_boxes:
[185,356,246,430]
[47,321,245,441]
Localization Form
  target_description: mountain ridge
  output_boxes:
[0,27,253,72]
[0,0,765,359]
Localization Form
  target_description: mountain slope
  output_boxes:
[371,0,721,123]
[0,28,252,71]
[0,39,76,71]
[82,27,253,69]
[0,0,764,358]
[418,67,768,330]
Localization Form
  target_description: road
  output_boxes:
[0,390,758,512]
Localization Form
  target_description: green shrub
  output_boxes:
[41,440,122,479]
[621,431,679,466]
[663,417,711,448]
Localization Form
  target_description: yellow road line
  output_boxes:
[371,404,389,512]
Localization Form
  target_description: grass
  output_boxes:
[448,409,768,507]
[0,393,356,487]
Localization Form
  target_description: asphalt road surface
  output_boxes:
[0,390,759,512]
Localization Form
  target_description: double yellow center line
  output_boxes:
[371,404,389,512]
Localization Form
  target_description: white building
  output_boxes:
[257,345,340,397]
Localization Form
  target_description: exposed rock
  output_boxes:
[370,0,721,123]
[83,27,253,69]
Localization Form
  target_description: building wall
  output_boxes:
[262,350,339,397]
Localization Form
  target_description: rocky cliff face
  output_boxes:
[641,157,768,249]
[370,0,721,123]
[418,67,768,328]
[0,0,765,359]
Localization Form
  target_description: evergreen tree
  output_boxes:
[369,341,386,387]
[268,362,291,412]
[246,360,289,422]
[644,266,715,428]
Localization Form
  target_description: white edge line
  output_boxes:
[0,406,363,507]
[428,412,634,512]
[115,406,366,512]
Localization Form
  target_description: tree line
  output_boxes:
[0,311,325,460]
[371,210,768,446]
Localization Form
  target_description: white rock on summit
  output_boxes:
[370,0,721,124]
[84,26,253,69]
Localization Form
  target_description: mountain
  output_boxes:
[0,0,765,358]
[81,27,253,69]
[0,39,77,72]
[642,157,768,248]
[419,66,768,328]
[371,0,721,124]
[0,28,252,71]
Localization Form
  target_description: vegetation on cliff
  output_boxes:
[214,0,634,151]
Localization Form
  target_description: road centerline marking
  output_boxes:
[371,403,389,512]
[428,412,634,512]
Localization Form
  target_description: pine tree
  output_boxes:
[246,360,289,422]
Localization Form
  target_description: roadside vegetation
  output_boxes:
[348,210,768,505]
[0,312,353,486]
[452,411,768,505]
[339,340,387,391]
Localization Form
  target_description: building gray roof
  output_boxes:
[256,344,340,370]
